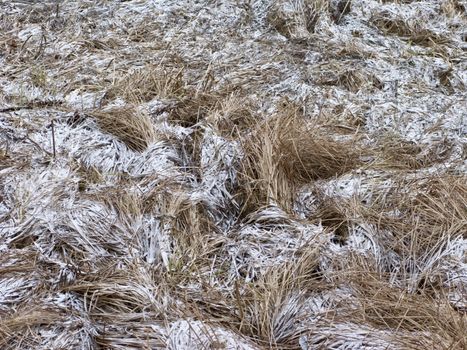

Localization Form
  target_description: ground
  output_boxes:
[0,0,466,349]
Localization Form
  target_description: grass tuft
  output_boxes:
[91,106,156,152]
[237,105,361,213]
[372,11,451,46]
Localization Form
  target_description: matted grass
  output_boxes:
[1,0,465,348]
[91,106,156,152]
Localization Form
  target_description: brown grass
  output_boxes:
[238,105,361,213]
[347,275,467,348]
[440,0,466,17]
[167,92,219,128]
[381,0,419,3]
[91,106,156,152]
[311,63,382,92]
[372,11,451,46]
[268,0,352,37]
[379,137,454,170]
[2,0,466,348]
[227,249,320,348]
[0,307,65,349]
[313,198,350,244]
[330,174,467,271]
[206,94,257,139]
[103,65,187,104]
[268,0,328,38]
[166,196,223,273]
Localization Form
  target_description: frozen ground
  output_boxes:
[0,0,466,349]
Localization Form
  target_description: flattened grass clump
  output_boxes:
[93,188,143,219]
[345,277,467,348]
[381,0,419,3]
[354,175,467,261]
[268,0,352,38]
[371,11,450,46]
[103,65,186,104]
[230,251,320,347]
[440,0,466,17]
[91,106,156,152]
[74,163,103,192]
[332,68,382,92]
[0,147,11,171]
[311,63,382,92]
[268,0,327,38]
[167,92,219,128]
[206,94,257,138]
[374,134,425,170]
[326,39,376,60]
[298,251,467,346]
[373,135,454,170]
[278,116,360,182]
[238,106,361,212]
[163,194,221,260]
[0,307,66,349]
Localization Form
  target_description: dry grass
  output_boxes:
[165,196,223,273]
[324,39,377,60]
[238,104,361,213]
[1,0,466,348]
[371,11,451,46]
[302,261,467,348]
[0,308,65,349]
[268,0,328,38]
[370,134,454,170]
[381,0,419,3]
[167,92,220,128]
[440,0,467,18]
[206,94,257,138]
[268,0,352,38]
[103,65,187,104]
[311,62,383,92]
[321,174,467,284]
[277,118,361,182]
[230,250,320,348]
[346,275,467,349]
[313,198,350,244]
[366,175,465,236]
[91,106,156,152]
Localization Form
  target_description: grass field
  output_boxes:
[0,0,466,349]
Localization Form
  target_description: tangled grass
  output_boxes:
[91,106,156,152]
[0,0,466,349]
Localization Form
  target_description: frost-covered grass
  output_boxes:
[0,0,466,349]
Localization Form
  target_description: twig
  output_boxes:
[34,34,47,60]
[26,136,52,156]
[0,100,63,113]
[51,119,56,158]
[0,106,33,113]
